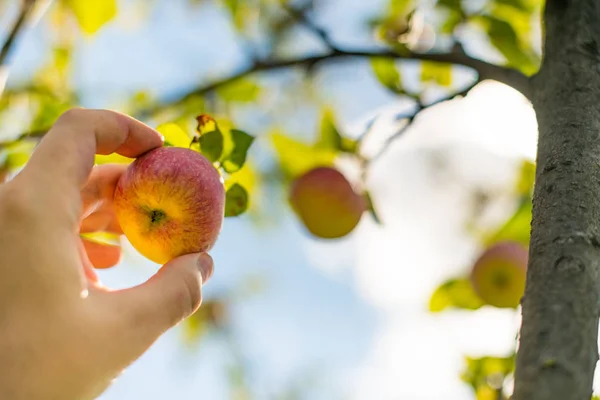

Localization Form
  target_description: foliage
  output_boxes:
[461,353,516,400]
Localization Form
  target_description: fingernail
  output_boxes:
[197,253,214,284]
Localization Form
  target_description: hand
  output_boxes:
[0,108,214,400]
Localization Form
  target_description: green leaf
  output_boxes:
[270,132,337,180]
[198,130,224,163]
[316,109,359,154]
[483,198,532,247]
[390,0,414,14]
[30,100,72,133]
[156,122,192,148]
[440,8,464,34]
[196,114,218,135]
[475,14,539,75]
[461,354,515,390]
[221,129,254,173]
[421,61,453,87]
[317,109,342,149]
[495,0,538,12]
[3,141,36,169]
[222,0,251,30]
[515,159,536,196]
[364,191,382,225]
[224,182,249,217]
[437,0,462,10]
[95,153,133,165]
[216,78,261,103]
[370,57,403,94]
[429,278,484,312]
[63,0,117,34]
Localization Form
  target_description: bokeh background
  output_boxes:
[0,0,570,398]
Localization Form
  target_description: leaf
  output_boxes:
[495,0,537,12]
[370,57,403,94]
[515,159,536,196]
[440,8,464,34]
[461,354,515,391]
[421,61,453,87]
[196,114,218,135]
[3,141,36,169]
[222,0,252,30]
[94,153,133,165]
[181,299,228,343]
[317,109,342,148]
[79,232,121,246]
[316,109,359,154]
[224,182,249,217]
[390,0,414,15]
[221,129,254,173]
[226,161,258,195]
[216,78,261,103]
[483,198,532,247]
[63,0,117,34]
[429,278,484,312]
[270,132,337,180]
[156,122,192,148]
[364,191,382,225]
[198,130,224,163]
[437,0,462,10]
[475,15,539,75]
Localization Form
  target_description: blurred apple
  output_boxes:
[470,241,528,308]
[289,166,366,239]
[114,146,225,265]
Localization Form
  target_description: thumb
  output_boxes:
[107,252,214,347]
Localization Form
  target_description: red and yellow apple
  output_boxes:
[469,240,529,308]
[289,166,366,239]
[113,146,225,265]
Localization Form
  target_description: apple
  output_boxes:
[113,146,225,265]
[289,166,366,239]
[469,240,528,308]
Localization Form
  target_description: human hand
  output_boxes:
[0,108,214,400]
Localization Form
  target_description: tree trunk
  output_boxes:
[513,0,600,398]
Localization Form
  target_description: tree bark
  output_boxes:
[513,0,600,398]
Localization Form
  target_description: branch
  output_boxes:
[357,77,479,187]
[281,1,337,51]
[0,0,37,68]
[136,45,532,118]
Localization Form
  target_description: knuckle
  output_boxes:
[169,270,203,325]
[55,107,87,126]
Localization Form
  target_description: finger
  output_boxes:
[82,239,122,269]
[98,253,213,354]
[77,238,100,286]
[80,164,128,218]
[18,108,162,228]
[80,211,123,234]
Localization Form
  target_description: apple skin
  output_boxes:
[113,146,225,265]
[289,166,366,239]
[469,241,528,308]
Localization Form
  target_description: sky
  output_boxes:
[0,0,578,399]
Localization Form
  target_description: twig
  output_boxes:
[371,80,477,162]
[357,79,478,187]
[281,1,337,51]
[136,46,532,118]
[0,0,37,68]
